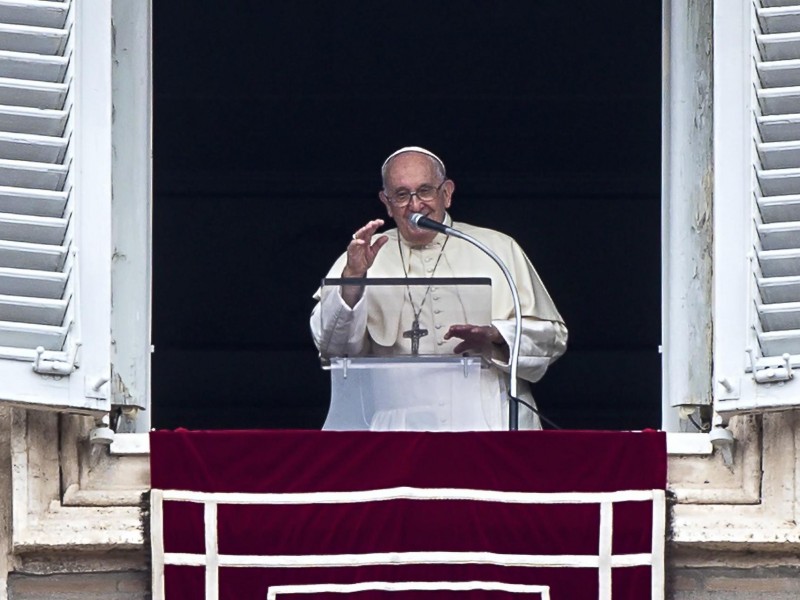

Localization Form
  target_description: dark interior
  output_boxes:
[152,1,662,430]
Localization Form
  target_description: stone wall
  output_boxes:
[8,572,149,600]
[669,566,800,599]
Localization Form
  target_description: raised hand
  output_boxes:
[340,219,389,308]
[342,219,389,278]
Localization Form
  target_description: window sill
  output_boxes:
[666,432,713,456]
[110,432,150,455]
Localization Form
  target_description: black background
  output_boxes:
[151,1,662,430]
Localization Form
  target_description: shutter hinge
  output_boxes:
[746,348,794,384]
[32,343,81,376]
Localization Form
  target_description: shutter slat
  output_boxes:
[758,6,800,34]
[0,77,66,109]
[757,112,800,142]
[0,105,67,136]
[758,86,800,115]
[0,239,66,271]
[0,266,66,298]
[758,328,800,355]
[756,301,800,331]
[0,131,65,162]
[756,166,800,195]
[0,292,65,324]
[758,247,800,277]
[0,1,69,29]
[0,211,65,244]
[0,23,67,55]
[0,186,67,217]
[0,318,66,350]
[758,194,800,222]
[0,50,67,83]
[757,274,800,302]
[757,59,800,88]
[758,140,800,169]
[758,32,800,61]
[0,158,67,190]
[762,1,800,8]
[756,167,800,196]
[758,220,800,249]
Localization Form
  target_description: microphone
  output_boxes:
[409,213,454,235]
[408,211,524,430]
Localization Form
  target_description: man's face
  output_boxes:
[380,152,454,245]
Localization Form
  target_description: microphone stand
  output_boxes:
[410,214,522,430]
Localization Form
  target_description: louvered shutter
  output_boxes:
[0,0,112,413]
[754,2,800,363]
[713,0,800,415]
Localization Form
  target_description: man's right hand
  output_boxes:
[342,219,389,278]
[340,219,389,307]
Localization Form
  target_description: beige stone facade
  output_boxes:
[2,408,800,598]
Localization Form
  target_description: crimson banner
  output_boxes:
[150,430,666,600]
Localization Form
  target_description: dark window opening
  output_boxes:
[153,1,662,430]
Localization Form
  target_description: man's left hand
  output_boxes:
[444,324,506,355]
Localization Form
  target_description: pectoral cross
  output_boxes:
[403,318,428,356]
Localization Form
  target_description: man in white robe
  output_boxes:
[310,147,567,430]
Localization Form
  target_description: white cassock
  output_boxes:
[310,214,567,431]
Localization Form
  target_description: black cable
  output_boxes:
[687,412,710,433]
[509,394,562,430]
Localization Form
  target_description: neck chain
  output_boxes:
[398,234,449,355]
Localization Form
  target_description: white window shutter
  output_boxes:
[0,0,112,414]
[755,3,800,361]
[715,0,800,416]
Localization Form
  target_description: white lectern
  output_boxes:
[317,277,492,431]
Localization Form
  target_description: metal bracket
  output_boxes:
[85,374,110,400]
[747,348,793,384]
[32,343,81,376]
[717,377,740,400]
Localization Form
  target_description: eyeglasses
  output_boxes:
[384,180,446,208]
